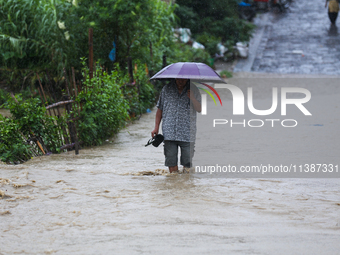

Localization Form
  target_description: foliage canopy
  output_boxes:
[0,0,178,78]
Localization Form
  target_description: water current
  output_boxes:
[1,74,340,254]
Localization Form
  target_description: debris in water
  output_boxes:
[0,190,6,198]
[63,187,77,191]
[49,194,64,199]
[137,171,158,176]
[0,190,13,199]
[12,183,32,188]
[44,249,56,254]
[0,178,11,185]
[131,168,194,176]
[133,169,168,176]
[10,195,34,201]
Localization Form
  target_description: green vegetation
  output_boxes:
[0,59,160,163]
[76,60,129,146]
[0,0,201,91]
[76,59,160,146]
[167,43,210,65]
[0,0,254,163]
[0,95,67,163]
[0,0,75,90]
[0,89,8,106]
[0,115,32,163]
[8,96,64,154]
[219,70,233,78]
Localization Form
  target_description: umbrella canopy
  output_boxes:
[150,62,226,83]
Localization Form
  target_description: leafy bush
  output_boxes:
[0,89,8,106]
[138,80,156,113]
[76,60,129,146]
[8,95,64,154]
[167,42,211,65]
[0,115,32,163]
[195,33,222,57]
[219,70,233,78]
[1,59,158,163]
[131,61,156,114]
[0,95,66,163]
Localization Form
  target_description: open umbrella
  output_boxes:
[150,62,227,84]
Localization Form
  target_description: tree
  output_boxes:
[72,0,177,71]
[0,0,76,73]
[0,0,179,90]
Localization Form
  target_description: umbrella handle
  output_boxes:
[145,138,154,147]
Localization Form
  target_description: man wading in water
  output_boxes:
[151,79,201,173]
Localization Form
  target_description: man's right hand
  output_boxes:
[151,128,158,138]
[152,108,162,138]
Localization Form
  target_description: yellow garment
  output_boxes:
[328,0,339,13]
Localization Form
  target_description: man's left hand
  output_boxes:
[187,89,201,113]
[187,89,194,100]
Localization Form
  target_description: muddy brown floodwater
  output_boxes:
[1,74,340,254]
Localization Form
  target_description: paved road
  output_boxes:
[235,0,340,74]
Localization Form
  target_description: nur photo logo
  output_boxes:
[196,82,223,115]
[197,83,312,128]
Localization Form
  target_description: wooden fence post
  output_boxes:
[128,57,134,84]
[89,28,94,80]
[162,55,167,68]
